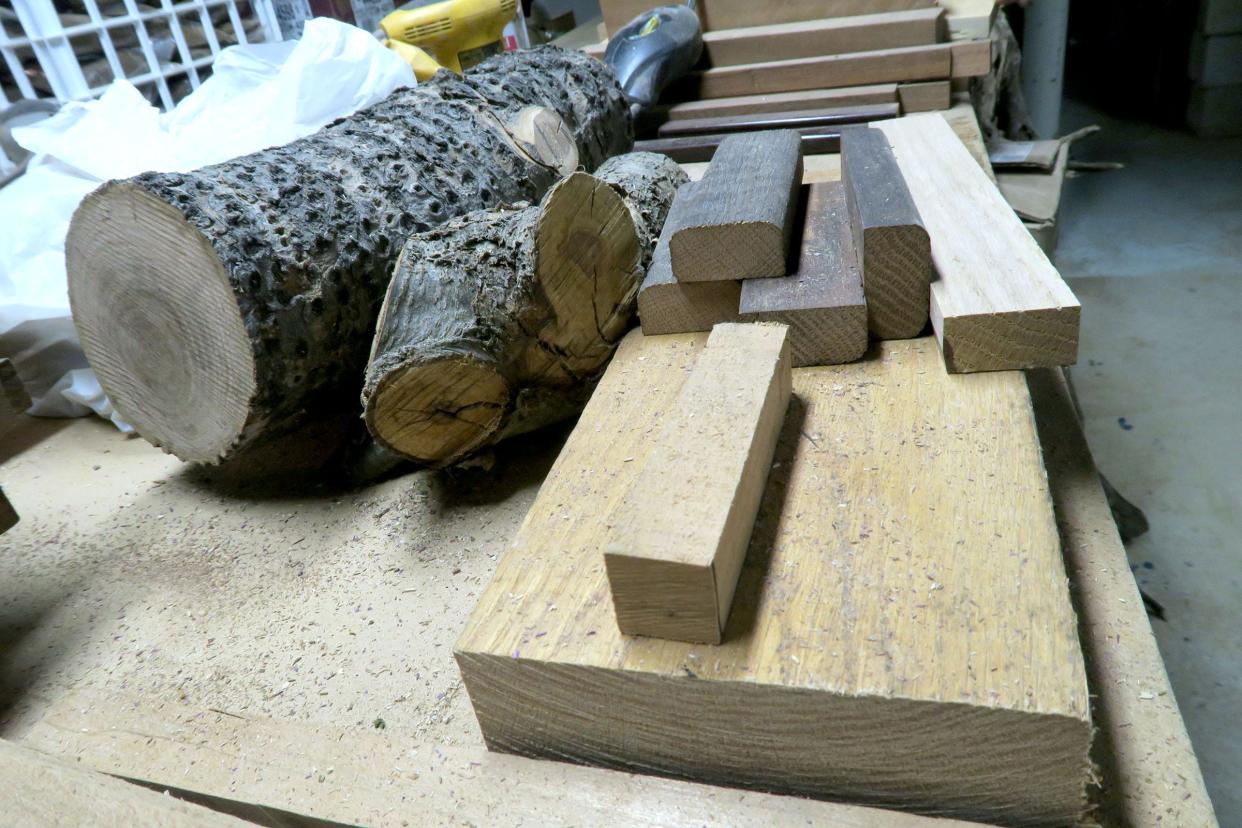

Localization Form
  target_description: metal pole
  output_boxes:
[1020,0,1071,138]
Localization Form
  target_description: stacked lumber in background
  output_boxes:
[1188,0,1242,136]
[586,0,997,147]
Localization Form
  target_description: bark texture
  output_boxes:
[362,152,687,467]
[67,47,630,464]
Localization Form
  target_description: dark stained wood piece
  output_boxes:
[738,182,867,367]
[655,102,899,138]
[636,131,840,163]
[840,126,931,340]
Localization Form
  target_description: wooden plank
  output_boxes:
[661,84,899,122]
[605,323,791,643]
[1027,369,1221,828]
[598,0,937,37]
[638,183,741,334]
[670,43,953,100]
[701,9,944,67]
[637,130,839,164]
[656,102,898,138]
[669,130,803,282]
[950,38,992,77]
[941,0,997,40]
[874,114,1079,372]
[456,330,1093,826]
[897,79,951,112]
[2,738,248,828]
[18,690,989,828]
[738,182,867,366]
[997,143,1069,223]
[841,126,931,340]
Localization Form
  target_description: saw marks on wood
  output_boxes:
[875,114,1080,371]
[605,323,791,643]
[738,182,867,366]
[457,330,1092,826]
[669,130,803,282]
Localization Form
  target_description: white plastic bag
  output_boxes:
[0,18,415,421]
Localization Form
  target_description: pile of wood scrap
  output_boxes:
[583,0,998,153]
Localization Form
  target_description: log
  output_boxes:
[737,182,867,366]
[362,152,686,467]
[604,323,792,643]
[67,47,631,465]
[669,130,803,282]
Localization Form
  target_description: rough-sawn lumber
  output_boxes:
[362,152,686,467]
[605,323,791,643]
[738,182,867,366]
[67,47,630,466]
[700,9,945,66]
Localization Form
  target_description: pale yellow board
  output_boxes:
[19,690,990,828]
[456,330,1092,826]
[941,0,997,40]
[875,113,1079,372]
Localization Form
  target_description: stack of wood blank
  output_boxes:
[586,0,996,147]
[639,126,932,368]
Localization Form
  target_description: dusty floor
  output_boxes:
[1059,98,1242,824]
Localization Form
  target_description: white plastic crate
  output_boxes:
[0,0,283,112]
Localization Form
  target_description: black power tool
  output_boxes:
[604,1,703,118]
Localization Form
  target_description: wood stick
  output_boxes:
[897,80,951,112]
[875,114,1079,371]
[840,126,932,340]
[66,48,630,466]
[738,182,866,366]
[669,43,953,100]
[701,9,944,67]
[660,84,899,121]
[669,130,803,282]
[363,153,686,467]
[604,323,792,643]
[950,38,992,77]
[636,130,840,163]
[656,102,898,138]
[638,182,741,335]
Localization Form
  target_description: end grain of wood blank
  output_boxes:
[738,182,867,367]
[876,114,1080,371]
[638,182,742,335]
[669,130,803,283]
[841,126,932,340]
[604,323,792,644]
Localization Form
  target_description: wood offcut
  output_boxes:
[840,126,932,340]
[738,182,867,366]
[605,323,791,643]
[669,130,803,282]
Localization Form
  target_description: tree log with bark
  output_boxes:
[66,47,630,465]
[362,152,687,467]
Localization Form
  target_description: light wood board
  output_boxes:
[738,182,868,366]
[18,690,991,828]
[674,43,953,99]
[950,38,992,77]
[456,329,1092,826]
[598,0,937,36]
[605,323,792,643]
[875,113,1079,372]
[941,0,997,40]
[701,9,944,67]
[898,79,952,112]
[660,84,899,121]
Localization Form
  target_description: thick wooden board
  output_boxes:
[701,9,944,67]
[2,737,248,827]
[669,130,803,282]
[950,39,992,77]
[738,182,867,366]
[1027,370,1221,828]
[18,690,989,828]
[456,330,1092,826]
[660,84,899,121]
[598,0,937,37]
[638,182,742,334]
[841,126,931,340]
[656,102,898,138]
[605,323,791,643]
[941,0,997,40]
[637,130,839,163]
[898,79,952,112]
[875,114,1079,372]
[671,44,953,100]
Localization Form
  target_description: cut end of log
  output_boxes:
[67,182,255,463]
[365,355,510,467]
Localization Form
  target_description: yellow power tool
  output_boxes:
[377,0,517,80]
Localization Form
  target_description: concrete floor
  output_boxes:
[1058,98,1242,825]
